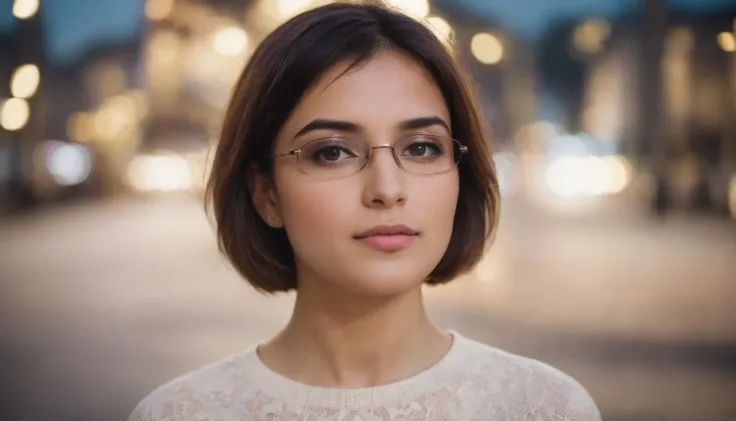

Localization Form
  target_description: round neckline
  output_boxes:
[242,329,468,408]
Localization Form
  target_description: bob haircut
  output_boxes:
[206,1,500,293]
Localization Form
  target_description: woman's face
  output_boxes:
[256,49,459,296]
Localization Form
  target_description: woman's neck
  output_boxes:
[258,281,451,388]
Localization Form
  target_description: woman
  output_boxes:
[130,2,601,420]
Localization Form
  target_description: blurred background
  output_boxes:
[0,0,735,420]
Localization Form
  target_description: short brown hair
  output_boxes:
[206,1,500,293]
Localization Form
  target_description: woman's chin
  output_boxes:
[335,272,427,297]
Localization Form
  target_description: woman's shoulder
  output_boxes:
[452,333,602,420]
[127,348,261,421]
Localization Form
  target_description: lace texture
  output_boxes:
[129,332,601,421]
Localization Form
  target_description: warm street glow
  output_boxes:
[426,16,453,45]
[0,98,30,131]
[13,0,39,20]
[212,27,249,57]
[386,0,430,19]
[471,33,504,65]
[10,64,40,99]
[717,32,736,52]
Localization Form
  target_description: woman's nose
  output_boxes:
[361,146,407,208]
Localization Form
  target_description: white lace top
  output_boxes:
[128,331,601,421]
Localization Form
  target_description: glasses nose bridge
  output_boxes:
[367,143,401,169]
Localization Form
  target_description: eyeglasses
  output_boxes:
[273,134,468,180]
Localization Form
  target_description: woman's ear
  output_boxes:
[247,164,283,228]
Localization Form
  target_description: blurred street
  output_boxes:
[1,195,735,421]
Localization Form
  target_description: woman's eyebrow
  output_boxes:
[293,119,362,140]
[292,114,450,141]
[398,115,450,133]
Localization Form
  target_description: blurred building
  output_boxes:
[536,7,736,215]
[670,13,736,213]
[535,19,589,134]
[0,30,17,212]
[54,39,146,197]
[0,1,148,213]
[124,0,260,195]
[0,1,47,212]
[591,12,735,214]
[142,0,248,154]
[576,19,639,153]
[434,4,532,146]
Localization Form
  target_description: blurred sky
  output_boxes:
[450,0,736,36]
[0,0,734,65]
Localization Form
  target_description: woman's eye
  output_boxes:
[317,146,345,161]
[404,141,442,158]
[310,145,357,163]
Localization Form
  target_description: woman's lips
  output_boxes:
[356,233,417,251]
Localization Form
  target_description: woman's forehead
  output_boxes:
[282,50,450,137]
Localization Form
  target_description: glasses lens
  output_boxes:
[297,138,369,179]
[395,135,463,175]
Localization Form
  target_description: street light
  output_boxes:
[145,0,175,21]
[572,18,611,54]
[717,32,735,53]
[43,141,93,187]
[94,95,137,140]
[211,27,249,57]
[10,64,40,99]
[276,0,314,19]
[470,33,504,65]
[149,29,180,65]
[426,15,453,45]
[12,0,39,20]
[126,153,193,193]
[66,112,96,143]
[386,0,429,19]
[0,98,30,131]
